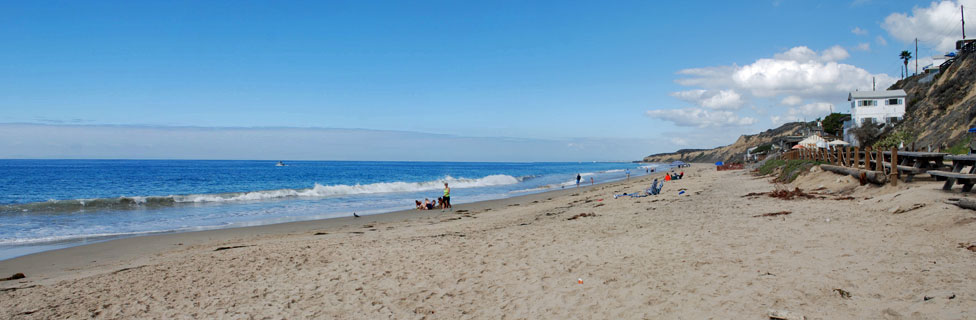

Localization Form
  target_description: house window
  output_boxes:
[886,98,901,105]
[858,100,875,107]
[862,118,875,125]
[887,116,900,124]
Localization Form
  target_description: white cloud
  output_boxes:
[875,35,888,46]
[856,42,871,51]
[670,89,744,110]
[675,65,737,88]
[770,102,835,126]
[670,137,689,146]
[882,0,975,52]
[645,108,757,128]
[770,115,801,126]
[851,27,869,35]
[677,46,895,100]
[781,95,803,106]
[790,102,834,117]
[772,46,849,62]
[820,45,851,62]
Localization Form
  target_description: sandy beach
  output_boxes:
[2,164,976,319]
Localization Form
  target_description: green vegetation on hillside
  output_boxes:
[756,159,821,182]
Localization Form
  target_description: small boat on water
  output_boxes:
[276,161,286,167]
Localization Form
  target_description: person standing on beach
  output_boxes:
[590,177,594,185]
[442,183,452,211]
[576,173,581,188]
[626,169,631,180]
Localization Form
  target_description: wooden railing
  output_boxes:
[780,146,900,185]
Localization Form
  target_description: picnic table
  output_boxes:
[880,151,949,182]
[929,154,976,192]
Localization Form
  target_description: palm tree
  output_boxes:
[899,50,912,79]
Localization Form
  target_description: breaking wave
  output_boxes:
[0,175,523,214]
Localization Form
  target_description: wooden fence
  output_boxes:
[780,146,900,185]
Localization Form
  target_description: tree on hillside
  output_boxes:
[822,113,851,136]
[851,123,884,147]
[900,50,912,79]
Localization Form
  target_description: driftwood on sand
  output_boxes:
[820,164,888,185]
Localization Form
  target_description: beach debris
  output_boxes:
[314,232,329,235]
[769,188,818,200]
[833,288,852,299]
[0,273,25,281]
[214,245,252,251]
[593,203,605,208]
[947,198,976,211]
[455,209,469,213]
[753,211,791,218]
[577,278,583,285]
[957,243,976,252]
[567,213,597,220]
[949,293,956,299]
[924,296,934,301]
[768,309,805,320]
[890,203,926,214]
[112,266,146,274]
[0,285,36,293]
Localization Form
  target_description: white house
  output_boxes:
[843,89,907,145]
[848,89,907,126]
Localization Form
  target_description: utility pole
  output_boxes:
[915,38,918,75]
[964,5,967,39]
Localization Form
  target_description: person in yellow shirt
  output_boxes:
[442,182,452,211]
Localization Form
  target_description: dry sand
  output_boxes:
[2,164,976,319]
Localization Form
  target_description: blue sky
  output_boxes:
[1,0,972,160]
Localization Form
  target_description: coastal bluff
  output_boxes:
[642,122,805,163]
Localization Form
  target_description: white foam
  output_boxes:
[171,174,522,203]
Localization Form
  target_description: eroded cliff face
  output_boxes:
[890,49,976,148]
[642,122,805,163]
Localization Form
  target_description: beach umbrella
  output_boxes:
[715,161,724,166]
[828,140,850,146]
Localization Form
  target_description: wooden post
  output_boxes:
[846,147,853,167]
[890,148,899,186]
[864,146,872,170]
[854,147,860,169]
[876,148,884,174]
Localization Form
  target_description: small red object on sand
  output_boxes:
[598,199,603,201]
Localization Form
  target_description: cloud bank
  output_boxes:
[882,0,975,52]
[0,124,660,162]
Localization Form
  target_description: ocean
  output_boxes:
[0,160,665,260]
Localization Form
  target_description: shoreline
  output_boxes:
[0,169,669,287]
[4,164,974,318]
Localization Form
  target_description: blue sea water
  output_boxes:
[0,160,664,260]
